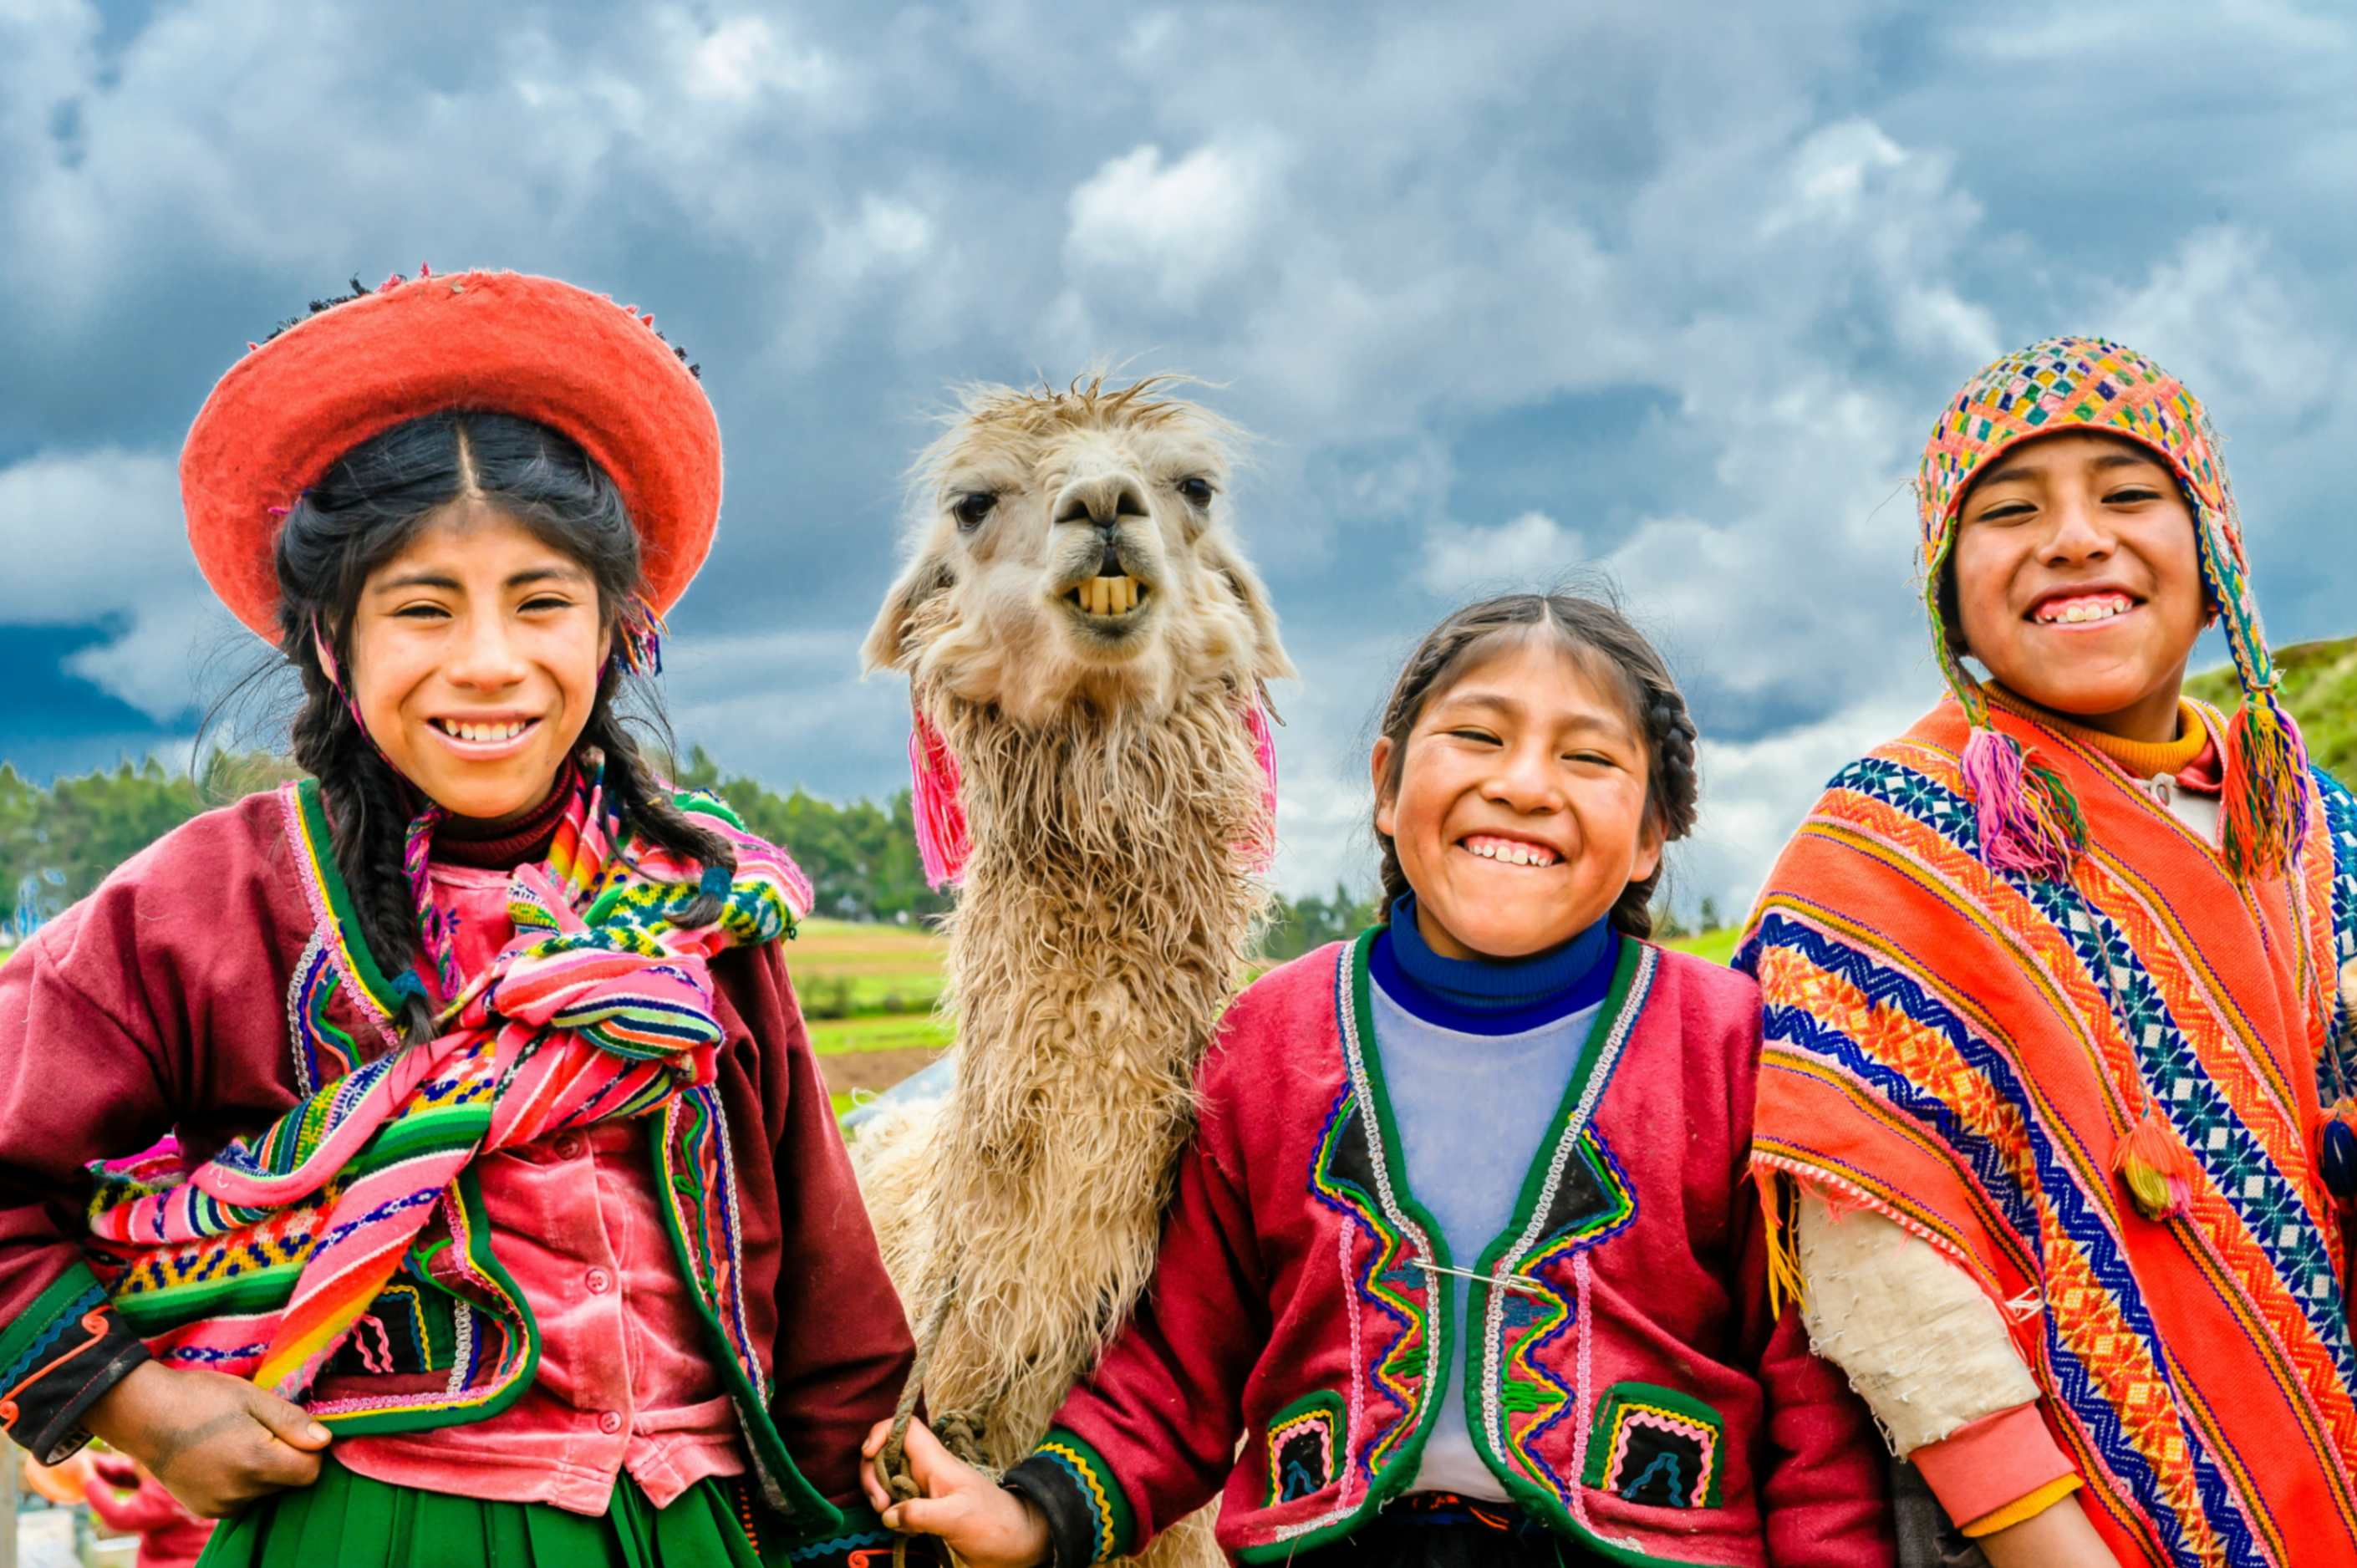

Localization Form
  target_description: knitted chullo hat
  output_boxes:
[1919,336,2309,883]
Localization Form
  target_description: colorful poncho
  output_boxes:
[1745,695,2357,1567]
[80,771,812,1415]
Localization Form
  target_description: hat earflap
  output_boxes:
[2197,507,2309,882]
[1922,543,2089,880]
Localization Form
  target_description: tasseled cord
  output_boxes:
[909,710,970,891]
[1241,693,1280,874]
[2114,1105,2197,1224]
[2220,685,2311,883]
[1959,727,2087,881]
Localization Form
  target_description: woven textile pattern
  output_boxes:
[81,768,811,1411]
[1745,697,2357,1568]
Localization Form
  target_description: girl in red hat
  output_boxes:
[0,269,914,1568]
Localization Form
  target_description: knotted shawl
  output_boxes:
[1746,698,2357,1568]
[82,771,812,1408]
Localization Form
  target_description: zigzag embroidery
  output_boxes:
[1759,913,2243,1567]
[1836,754,2357,1399]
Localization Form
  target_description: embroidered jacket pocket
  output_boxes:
[1262,1390,1346,1505]
[1582,1382,1723,1509]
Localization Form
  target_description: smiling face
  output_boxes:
[1948,430,2207,743]
[1372,633,1662,961]
[863,380,1291,725]
[347,500,610,823]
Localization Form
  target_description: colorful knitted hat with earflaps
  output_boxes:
[1919,336,2309,883]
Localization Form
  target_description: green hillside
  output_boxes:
[2185,636,2357,784]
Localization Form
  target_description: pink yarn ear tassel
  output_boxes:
[1961,727,2084,880]
[909,710,970,890]
[1240,695,1280,873]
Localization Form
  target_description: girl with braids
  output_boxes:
[0,270,914,1568]
[864,592,1894,1568]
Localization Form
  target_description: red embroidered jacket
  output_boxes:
[0,787,911,1560]
[1002,934,1893,1568]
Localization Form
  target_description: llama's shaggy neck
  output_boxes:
[911,677,1270,1458]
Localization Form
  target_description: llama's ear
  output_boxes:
[863,555,955,675]
[1202,530,1296,684]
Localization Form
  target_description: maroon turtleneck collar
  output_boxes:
[430,762,577,869]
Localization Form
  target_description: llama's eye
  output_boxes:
[953,491,997,530]
[1176,476,1214,507]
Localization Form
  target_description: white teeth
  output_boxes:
[2039,595,2131,625]
[446,720,527,743]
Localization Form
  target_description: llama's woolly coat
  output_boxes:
[1002,936,1893,1568]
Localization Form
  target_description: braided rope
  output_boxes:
[877,1275,988,1568]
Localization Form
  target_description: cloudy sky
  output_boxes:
[4,0,2353,915]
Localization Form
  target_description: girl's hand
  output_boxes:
[82,1362,331,1518]
[861,1418,1051,1568]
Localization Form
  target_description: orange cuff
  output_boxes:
[1910,1403,2077,1532]
[1960,1474,2083,1537]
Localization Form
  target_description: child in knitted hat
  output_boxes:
[0,270,914,1568]
[1743,339,2357,1566]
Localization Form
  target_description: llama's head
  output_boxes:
[863,376,1292,725]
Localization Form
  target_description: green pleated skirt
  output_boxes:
[198,1458,777,1568]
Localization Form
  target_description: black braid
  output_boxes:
[285,620,440,1044]
[1370,590,1701,942]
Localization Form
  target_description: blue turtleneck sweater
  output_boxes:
[1367,895,1618,1501]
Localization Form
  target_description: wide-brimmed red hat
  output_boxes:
[181,267,721,641]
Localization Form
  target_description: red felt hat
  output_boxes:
[181,267,721,641]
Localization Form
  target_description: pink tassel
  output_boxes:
[909,710,970,890]
[1240,695,1280,873]
[1960,727,2082,879]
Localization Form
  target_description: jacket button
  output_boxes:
[586,1267,613,1295]
[598,1411,623,1435]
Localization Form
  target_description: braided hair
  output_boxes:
[1369,592,1698,940]
[277,409,733,1044]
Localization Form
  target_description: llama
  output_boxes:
[856,376,1292,1568]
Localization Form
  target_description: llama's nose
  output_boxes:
[1054,474,1149,530]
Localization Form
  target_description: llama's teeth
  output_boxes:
[1116,577,1133,613]
[1095,578,1115,615]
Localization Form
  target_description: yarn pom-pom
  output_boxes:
[1960,726,2085,880]
[909,709,970,891]
[2220,687,2310,883]
[2115,1104,2197,1222]
[1240,695,1280,873]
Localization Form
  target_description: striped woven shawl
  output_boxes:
[81,773,811,1407]
[1745,697,2357,1568]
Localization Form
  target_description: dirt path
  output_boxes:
[820,1046,944,1098]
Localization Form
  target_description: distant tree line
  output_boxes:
[0,746,1373,949]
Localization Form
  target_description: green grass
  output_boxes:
[1663,926,1742,966]
[807,1011,956,1056]
[788,917,949,1017]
